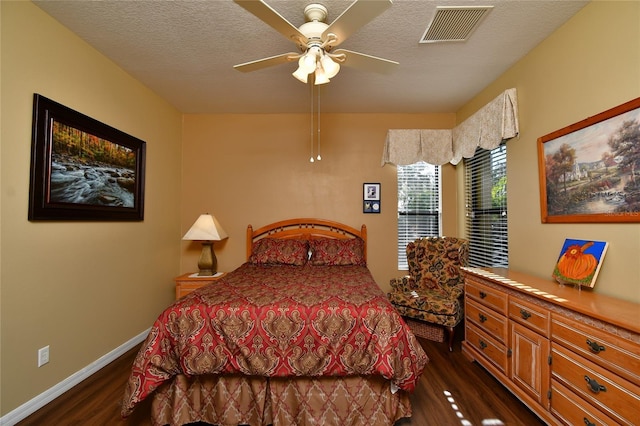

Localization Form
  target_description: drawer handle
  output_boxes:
[583,418,596,426]
[584,375,607,394]
[520,309,531,320]
[479,340,487,350]
[586,339,606,354]
[479,313,487,323]
[479,291,487,299]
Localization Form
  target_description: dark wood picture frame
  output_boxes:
[28,94,146,221]
[363,183,381,213]
[537,97,640,223]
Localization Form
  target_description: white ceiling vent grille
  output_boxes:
[420,6,493,43]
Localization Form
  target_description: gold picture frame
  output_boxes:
[537,97,640,223]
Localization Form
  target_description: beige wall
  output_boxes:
[2,0,639,419]
[181,113,457,293]
[457,1,640,302]
[183,0,640,304]
[1,2,183,415]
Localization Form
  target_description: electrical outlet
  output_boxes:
[38,346,50,367]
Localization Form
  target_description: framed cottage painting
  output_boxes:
[537,97,640,223]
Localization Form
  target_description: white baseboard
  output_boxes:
[0,328,150,426]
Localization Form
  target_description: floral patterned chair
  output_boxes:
[388,236,469,351]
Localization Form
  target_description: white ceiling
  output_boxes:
[33,0,588,114]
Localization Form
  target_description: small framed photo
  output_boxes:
[364,183,380,201]
[363,183,381,213]
[363,200,381,213]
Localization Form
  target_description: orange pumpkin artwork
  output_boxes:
[553,239,609,288]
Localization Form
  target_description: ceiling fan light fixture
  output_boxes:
[314,67,330,85]
[293,45,336,85]
[298,52,317,74]
[292,66,310,83]
[233,1,398,82]
[320,54,340,79]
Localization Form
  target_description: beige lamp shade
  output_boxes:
[182,214,228,241]
[183,214,228,276]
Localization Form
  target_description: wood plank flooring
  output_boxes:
[17,328,545,425]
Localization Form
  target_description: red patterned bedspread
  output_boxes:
[121,263,428,417]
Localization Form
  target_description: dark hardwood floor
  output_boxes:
[17,327,544,425]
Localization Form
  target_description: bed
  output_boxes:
[121,218,428,426]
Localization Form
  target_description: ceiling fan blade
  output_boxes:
[333,49,399,74]
[234,0,308,49]
[323,0,393,50]
[234,52,299,73]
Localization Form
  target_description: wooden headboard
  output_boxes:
[246,218,367,261]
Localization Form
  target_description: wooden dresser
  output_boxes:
[461,267,640,426]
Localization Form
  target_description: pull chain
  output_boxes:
[317,86,321,161]
[309,80,314,163]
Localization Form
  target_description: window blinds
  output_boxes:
[397,162,441,269]
[464,144,508,267]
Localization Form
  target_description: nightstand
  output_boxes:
[175,272,226,299]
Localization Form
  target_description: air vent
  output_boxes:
[420,6,493,43]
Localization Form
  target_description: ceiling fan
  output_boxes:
[233,0,399,85]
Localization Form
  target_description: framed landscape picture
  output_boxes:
[537,97,640,223]
[28,94,146,221]
[552,239,608,288]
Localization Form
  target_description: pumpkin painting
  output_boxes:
[552,239,609,287]
[556,242,597,279]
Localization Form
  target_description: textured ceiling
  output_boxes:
[34,0,588,114]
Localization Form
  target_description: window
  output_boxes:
[464,143,508,267]
[397,162,441,269]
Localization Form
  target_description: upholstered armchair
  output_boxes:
[388,236,469,351]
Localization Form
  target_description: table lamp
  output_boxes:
[182,214,228,276]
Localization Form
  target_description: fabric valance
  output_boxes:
[380,129,453,166]
[382,88,519,166]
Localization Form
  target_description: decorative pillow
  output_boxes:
[309,237,366,266]
[249,238,308,266]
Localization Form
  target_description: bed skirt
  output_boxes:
[151,374,413,426]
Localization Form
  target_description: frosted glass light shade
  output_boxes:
[298,51,317,74]
[292,66,310,83]
[320,54,340,78]
[314,68,330,85]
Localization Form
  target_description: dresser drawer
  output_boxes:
[551,344,640,425]
[466,323,509,375]
[552,314,640,387]
[509,297,550,337]
[466,298,508,344]
[550,379,619,426]
[465,279,508,314]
